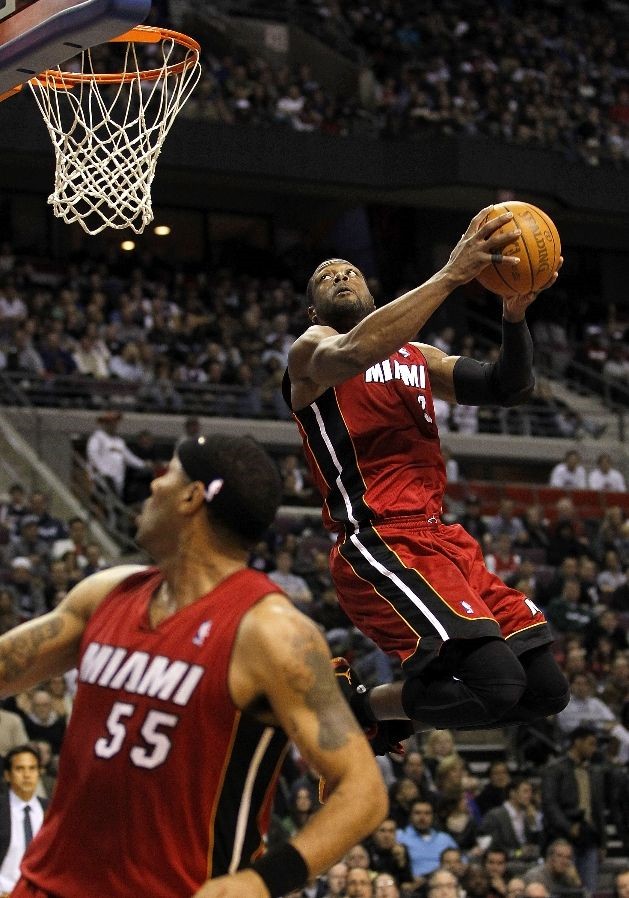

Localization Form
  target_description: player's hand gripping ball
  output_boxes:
[476,201,561,295]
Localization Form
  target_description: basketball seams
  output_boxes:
[534,207,561,272]
[513,205,539,294]
[504,202,534,294]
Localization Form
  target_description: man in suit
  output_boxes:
[479,777,542,860]
[0,745,47,897]
[540,727,605,895]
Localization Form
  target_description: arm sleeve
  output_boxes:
[453,317,535,407]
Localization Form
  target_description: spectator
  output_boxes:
[439,846,467,882]
[549,452,586,490]
[85,410,149,498]
[587,454,626,492]
[487,499,525,542]
[522,840,583,897]
[0,707,28,762]
[484,534,521,581]
[556,673,629,759]
[27,492,67,544]
[540,727,605,894]
[423,730,459,780]
[8,516,50,572]
[366,817,413,888]
[388,777,420,829]
[51,517,89,568]
[601,654,629,725]
[21,689,66,757]
[8,558,46,622]
[475,761,511,817]
[319,862,348,898]
[72,332,110,379]
[0,484,28,537]
[482,848,509,897]
[427,869,462,898]
[522,885,551,898]
[344,844,372,871]
[615,868,629,898]
[544,578,593,635]
[458,495,489,545]
[461,863,503,898]
[175,415,201,448]
[479,777,541,860]
[399,751,438,804]
[437,789,479,853]
[345,866,375,898]
[268,550,313,610]
[506,878,526,898]
[397,800,458,883]
[0,745,47,896]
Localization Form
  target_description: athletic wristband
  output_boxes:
[250,842,309,897]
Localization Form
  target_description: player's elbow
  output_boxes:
[499,375,535,407]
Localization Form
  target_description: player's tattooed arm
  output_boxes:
[231,594,387,880]
[0,606,83,697]
[0,563,146,697]
[280,625,361,753]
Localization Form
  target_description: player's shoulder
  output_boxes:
[240,591,324,655]
[62,564,150,620]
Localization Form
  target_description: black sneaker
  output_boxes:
[332,657,410,757]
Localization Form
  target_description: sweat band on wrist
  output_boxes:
[250,842,309,897]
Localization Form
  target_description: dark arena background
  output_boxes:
[0,0,628,895]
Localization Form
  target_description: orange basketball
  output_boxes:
[476,201,561,295]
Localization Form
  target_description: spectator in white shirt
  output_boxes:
[549,451,587,489]
[556,672,629,763]
[86,411,149,497]
[268,550,313,610]
[0,745,47,896]
[587,454,626,492]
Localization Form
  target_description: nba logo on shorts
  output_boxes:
[193,621,212,646]
[460,601,474,615]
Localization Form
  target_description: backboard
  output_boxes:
[0,0,151,99]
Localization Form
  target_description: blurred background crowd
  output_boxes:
[0,0,628,896]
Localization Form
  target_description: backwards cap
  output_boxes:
[177,434,282,545]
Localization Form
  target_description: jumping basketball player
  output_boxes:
[0,435,387,898]
[283,206,569,748]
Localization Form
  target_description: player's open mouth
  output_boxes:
[336,288,354,296]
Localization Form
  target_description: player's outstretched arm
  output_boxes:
[195,594,388,898]
[0,564,145,698]
[289,207,521,391]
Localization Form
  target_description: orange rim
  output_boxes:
[31,25,200,89]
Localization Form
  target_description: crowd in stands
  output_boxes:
[170,0,629,169]
[1,241,628,431]
[65,0,629,168]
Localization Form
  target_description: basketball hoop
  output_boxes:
[27,25,201,235]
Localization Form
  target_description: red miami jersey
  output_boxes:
[284,343,446,532]
[21,568,289,898]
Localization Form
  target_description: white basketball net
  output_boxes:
[28,31,201,235]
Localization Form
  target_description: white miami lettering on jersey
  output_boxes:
[364,359,426,388]
[80,642,204,706]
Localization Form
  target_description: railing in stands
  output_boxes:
[0,371,614,437]
[466,308,629,422]
[70,450,140,556]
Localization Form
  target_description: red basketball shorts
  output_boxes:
[330,517,551,673]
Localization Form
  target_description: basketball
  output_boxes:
[476,201,561,295]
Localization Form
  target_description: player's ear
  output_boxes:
[307,305,318,324]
